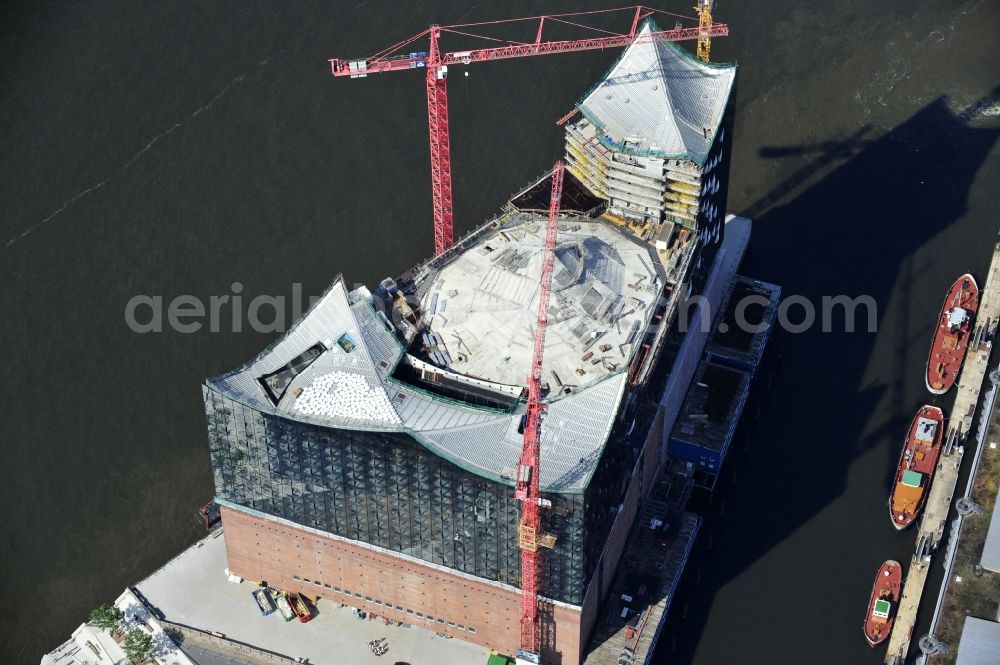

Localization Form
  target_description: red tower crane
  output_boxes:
[328,6,728,256]
[513,160,564,661]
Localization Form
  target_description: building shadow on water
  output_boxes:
[653,88,1000,664]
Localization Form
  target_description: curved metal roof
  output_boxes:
[204,278,627,492]
[577,19,737,166]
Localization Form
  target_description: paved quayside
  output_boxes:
[132,529,488,665]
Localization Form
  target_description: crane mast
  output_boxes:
[425,27,454,257]
[695,0,716,62]
[514,161,564,662]
[328,6,728,256]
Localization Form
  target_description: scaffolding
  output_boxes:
[563,116,727,241]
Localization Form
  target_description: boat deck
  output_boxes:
[865,561,902,646]
[891,409,944,526]
[927,276,980,393]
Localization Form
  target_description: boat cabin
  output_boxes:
[947,306,969,331]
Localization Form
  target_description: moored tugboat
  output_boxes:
[864,560,903,647]
[926,274,979,395]
[889,405,945,530]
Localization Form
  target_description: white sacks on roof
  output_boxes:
[293,371,401,424]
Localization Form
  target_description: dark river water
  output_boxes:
[2,1,998,663]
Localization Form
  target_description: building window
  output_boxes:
[437,618,445,625]
[313,581,321,587]
[303,579,311,584]
[354,593,362,599]
[468,627,476,633]
[374,599,383,605]
[406,609,414,615]
[334,587,342,592]
[293,575,301,581]
[416,612,424,618]
[323,583,332,589]
[395,605,403,611]
[365,596,373,602]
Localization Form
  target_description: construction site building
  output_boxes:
[204,22,738,665]
[564,22,736,294]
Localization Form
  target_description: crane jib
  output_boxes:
[329,24,728,77]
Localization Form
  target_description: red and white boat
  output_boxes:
[889,405,944,530]
[926,274,979,395]
[863,560,903,647]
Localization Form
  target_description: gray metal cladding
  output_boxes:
[204,278,627,492]
[578,20,737,166]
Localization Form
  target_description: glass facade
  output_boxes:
[204,388,630,605]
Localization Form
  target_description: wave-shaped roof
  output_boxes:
[204,278,627,492]
[577,19,737,166]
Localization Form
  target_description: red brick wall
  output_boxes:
[221,505,584,665]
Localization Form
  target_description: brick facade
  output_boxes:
[220,505,586,664]
[217,351,675,665]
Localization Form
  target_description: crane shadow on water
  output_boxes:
[651,87,1000,664]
